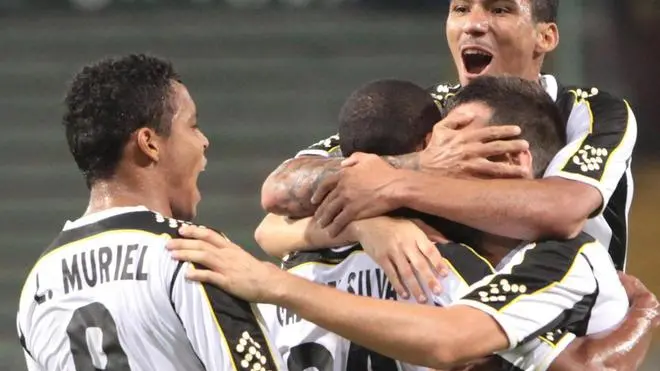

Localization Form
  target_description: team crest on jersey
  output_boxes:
[235,331,272,371]
[477,279,527,303]
[572,87,599,101]
[429,83,461,108]
[571,144,608,173]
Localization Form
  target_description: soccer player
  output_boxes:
[254,77,630,371]
[258,0,638,298]
[16,54,284,371]
[166,77,649,370]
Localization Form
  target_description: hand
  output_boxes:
[166,225,285,303]
[420,111,529,178]
[351,217,449,303]
[312,153,403,236]
[618,272,660,328]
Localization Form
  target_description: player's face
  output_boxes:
[448,101,533,178]
[160,82,209,221]
[446,0,554,86]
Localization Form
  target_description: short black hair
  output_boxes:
[531,0,559,23]
[336,79,474,244]
[444,75,565,178]
[338,79,442,156]
[63,53,180,188]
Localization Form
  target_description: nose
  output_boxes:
[463,7,489,36]
[200,131,210,150]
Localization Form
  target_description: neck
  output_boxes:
[476,233,523,267]
[85,177,172,218]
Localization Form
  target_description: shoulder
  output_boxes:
[282,244,363,271]
[427,82,462,108]
[559,85,635,130]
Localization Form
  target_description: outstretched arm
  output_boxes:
[168,226,609,370]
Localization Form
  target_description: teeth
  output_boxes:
[463,49,491,56]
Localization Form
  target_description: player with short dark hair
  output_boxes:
[338,79,442,157]
[16,54,284,371]
[259,0,638,301]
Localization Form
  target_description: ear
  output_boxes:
[512,149,534,179]
[135,127,161,163]
[535,22,559,55]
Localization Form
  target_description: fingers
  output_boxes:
[464,158,529,178]
[185,266,226,286]
[311,172,341,205]
[407,240,445,297]
[438,111,476,130]
[471,139,529,158]
[341,152,370,167]
[178,225,232,248]
[169,249,217,269]
[314,188,344,228]
[390,251,426,303]
[379,259,409,300]
[324,207,355,238]
[460,125,521,144]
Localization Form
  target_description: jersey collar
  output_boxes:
[63,206,150,231]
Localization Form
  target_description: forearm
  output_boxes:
[394,172,594,240]
[261,154,420,218]
[270,270,508,368]
[254,214,357,258]
[261,157,343,218]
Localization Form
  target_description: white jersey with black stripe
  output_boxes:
[293,74,637,271]
[17,206,285,371]
[455,232,628,349]
[260,233,628,371]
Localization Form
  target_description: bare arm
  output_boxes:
[313,154,600,240]
[261,154,419,218]
[395,172,601,240]
[261,157,343,218]
[269,270,508,369]
[254,213,356,258]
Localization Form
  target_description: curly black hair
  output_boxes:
[62,54,181,188]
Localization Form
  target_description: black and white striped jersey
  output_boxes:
[17,206,284,371]
[294,74,637,271]
[259,232,627,371]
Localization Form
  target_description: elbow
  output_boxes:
[260,176,284,214]
[543,216,585,240]
[254,219,284,259]
[535,198,588,240]
[427,340,462,369]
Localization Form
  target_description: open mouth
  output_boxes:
[462,49,493,75]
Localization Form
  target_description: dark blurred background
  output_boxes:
[1,0,659,368]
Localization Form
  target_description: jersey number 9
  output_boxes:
[66,302,131,370]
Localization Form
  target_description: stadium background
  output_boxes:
[1,0,659,368]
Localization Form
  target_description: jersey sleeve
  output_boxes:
[165,248,284,371]
[452,236,599,350]
[543,89,637,215]
[294,134,343,158]
[494,329,576,371]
